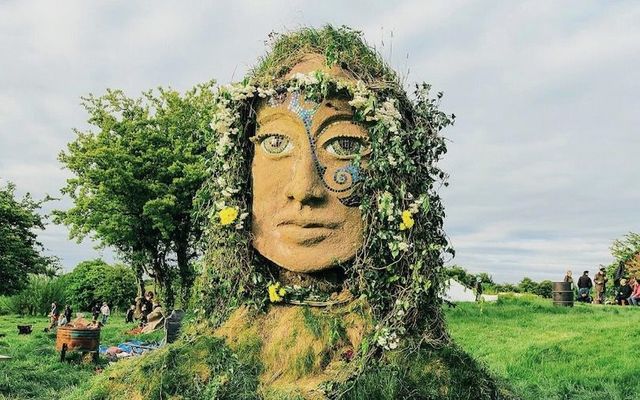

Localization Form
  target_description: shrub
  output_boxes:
[64,259,137,311]
[5,275,68,316]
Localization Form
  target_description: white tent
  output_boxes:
[443,278,498,302]
[443,278,477,302]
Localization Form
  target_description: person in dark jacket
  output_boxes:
[63,305,72,323]
[91,303,101,322]
[125,304,135,323]
[141,291,154,325]
[616,279,632,305]
[577,271,593,303]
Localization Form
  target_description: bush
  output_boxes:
[4,275,68,316]
[64,259,137,311]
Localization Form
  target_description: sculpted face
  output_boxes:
[251,59,369,272]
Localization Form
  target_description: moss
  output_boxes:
[251,25,397,88]
[337,344,517,400]
[302,306,323,338]
[293,347,317,378]
[63,334,261,400]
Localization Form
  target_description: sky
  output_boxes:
[1,0,638,283]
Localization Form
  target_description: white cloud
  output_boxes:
[0,0,638,281]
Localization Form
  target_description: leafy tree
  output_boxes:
[445,265,475,287]
[56,83,215,307]
[64,259,136,311]
[518,277,538,294]
[0,182,57,295]
[610,232,640,278]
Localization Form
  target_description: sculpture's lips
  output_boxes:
[277,219,341,245]
[277,219,341,229]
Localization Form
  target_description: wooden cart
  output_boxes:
[55,326,100,362]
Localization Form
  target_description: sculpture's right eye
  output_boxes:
[258,133,293,155]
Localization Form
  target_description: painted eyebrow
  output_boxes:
[256,109,299,128]
[315,113,355,137]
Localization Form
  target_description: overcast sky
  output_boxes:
[1,0,638,283]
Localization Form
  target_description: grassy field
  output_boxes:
[0,313,162,400]
[0,297,638,399]
[445,295,640,400]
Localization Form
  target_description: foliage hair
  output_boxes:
[195,25,454,346]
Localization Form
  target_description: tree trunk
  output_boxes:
[176,239,194,308]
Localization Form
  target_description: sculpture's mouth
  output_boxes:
[277,219,342,245]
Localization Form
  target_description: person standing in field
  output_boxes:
[474,276,483,302]
[577,271,593,303]
[100,302,110,324]
[91,303,101,322]
[593,267,608,304]
[48,302,60,329]
[563,270,573,286]
[63,305,72,323]
[125,304,135,323]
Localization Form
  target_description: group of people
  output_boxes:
[125,291,161,327]
[564,268,640,305]
[91,302,111,324]
[48,302,73,329]
[47,301,111,330]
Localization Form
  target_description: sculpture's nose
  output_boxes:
[285,146,327,207]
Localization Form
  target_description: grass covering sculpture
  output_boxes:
[68,26,513,400]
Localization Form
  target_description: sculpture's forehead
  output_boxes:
[256,94,354,133]
[285,53,355,80]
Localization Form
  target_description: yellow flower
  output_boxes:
[268,283,283,302]
[399,210,415,230]
[218,206,239,225]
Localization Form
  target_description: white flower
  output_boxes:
[398,241,409,252]
[291,72,320,86]
[387,155,398,166]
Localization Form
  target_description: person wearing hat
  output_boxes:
[593,267,608,304]
[577,271,593,303]
[615,278,632,305]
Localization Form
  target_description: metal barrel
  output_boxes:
[55,327,100,352]
[552,281,574,307]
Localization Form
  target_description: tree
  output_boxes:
[445,265,475,287]
[56,83,215,307]
[0,182,57,295]
[64,259,136,311]
[610,232,640,278]
[518,277,538,294]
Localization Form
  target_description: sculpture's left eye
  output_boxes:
[259,134,293,155]
[325,136,367,158]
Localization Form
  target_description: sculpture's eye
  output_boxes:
[258,134,293,155]
[325,136,367,158]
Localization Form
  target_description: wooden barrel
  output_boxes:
[552,281,573,307]
[55,327,100,352]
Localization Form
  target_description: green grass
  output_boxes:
[0,313,162,400]
[2,297,639,399]
[445,294,640,400]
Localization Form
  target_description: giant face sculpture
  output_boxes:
[251,58,370,273]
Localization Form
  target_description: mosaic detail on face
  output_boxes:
[287,91,364,206]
